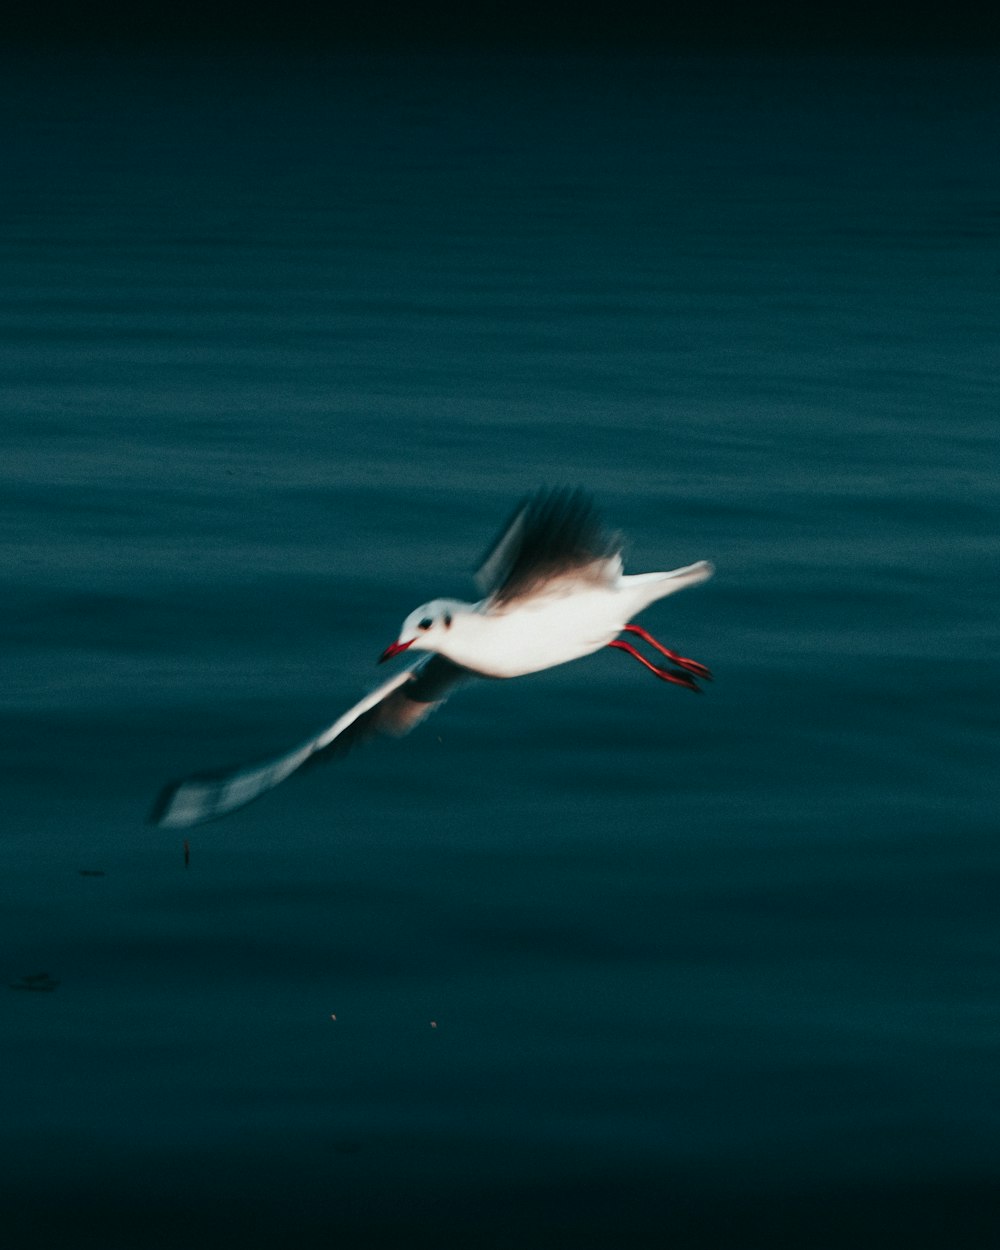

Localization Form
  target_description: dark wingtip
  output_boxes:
[148,780,180,827]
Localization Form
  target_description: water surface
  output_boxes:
[3,48,998,1247]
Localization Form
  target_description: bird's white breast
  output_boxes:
[440,587,629,678]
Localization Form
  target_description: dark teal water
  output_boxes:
[3,48,998,1247]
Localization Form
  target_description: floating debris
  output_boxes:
[9,972,59,992]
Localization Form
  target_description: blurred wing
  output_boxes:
[306,655,469,764]
[150,657,470,829]
[474,487,621,605]
[474,498,528,596]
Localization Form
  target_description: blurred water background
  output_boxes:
[2,47,998,1247]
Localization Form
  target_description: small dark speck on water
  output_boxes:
[9,973,59,992]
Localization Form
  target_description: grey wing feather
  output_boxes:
[474,499,528,596]
[306,656,469,763]
[474,487,621,604]
[150,656,470,829]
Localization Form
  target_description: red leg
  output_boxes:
[622,624,713,681]
[607,640,702,692]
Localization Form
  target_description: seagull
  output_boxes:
[151,489,713,829]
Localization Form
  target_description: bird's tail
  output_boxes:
[620,560,714,611]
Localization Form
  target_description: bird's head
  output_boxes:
[378,599,463,663]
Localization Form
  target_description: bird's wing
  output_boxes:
[473,487,622,605]
[150,656,471,829]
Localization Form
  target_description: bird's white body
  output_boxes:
[423,561,714,678]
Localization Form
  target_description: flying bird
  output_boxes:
[151,489,713,828]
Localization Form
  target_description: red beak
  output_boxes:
[378,638,414,664]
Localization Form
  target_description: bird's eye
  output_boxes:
[418,618,433,631]
[443,612,452,628]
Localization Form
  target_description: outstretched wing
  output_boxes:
[150,656,470,829]
[474,487,622,605]
[305,655,468,764]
